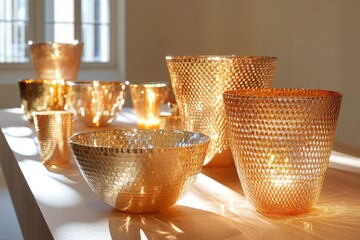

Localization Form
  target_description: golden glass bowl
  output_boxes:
[70,129,210,213]
[29,41,83,80]
[67,81,126,127]
[223,88,342,215]
[166,55,277,167]
[18,79,69,122]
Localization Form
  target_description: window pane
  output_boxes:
[0,0,111,64]
[45,23,74,42]
[82,23,109,62]
[45,0,75,42]
[0,0,29,63]
[81,0,110,62]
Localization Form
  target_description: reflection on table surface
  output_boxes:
[0,108,360,240]
[103,163,358,240]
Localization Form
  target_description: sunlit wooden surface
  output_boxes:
[1,108,360,240]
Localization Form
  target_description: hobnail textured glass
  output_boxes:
[18,79,69,122]
[223,88,342,215]
[166,55,277,167]
[70,129,210,213]
[67,81,126,127]
[29,41,83,80]
[33,111,74,166]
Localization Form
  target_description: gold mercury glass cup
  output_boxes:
[33,111,74,167]
[223,88,342,215]
[70,129,210,213]
[18,79,69,122]
[67,81,126,127]
[166,55,277,167]
[28,41,83,80]
[130,83,170,129]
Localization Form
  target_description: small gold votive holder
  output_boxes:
[130,83,169,129]
[18,79,69,122]
[28,41,83,80]
[223,88,342,215]
[159,115,183,130]
[166,55,277,167]
[67,81,126,127]
[33,111,74,167]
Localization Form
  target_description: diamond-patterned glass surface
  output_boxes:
[223,88,342,215]
[70,129,210,213]
[33,111,74,166]
[166,56,277,167]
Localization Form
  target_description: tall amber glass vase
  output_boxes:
[166,55,277,167]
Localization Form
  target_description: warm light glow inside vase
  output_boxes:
[166,55,277,167]
[130,83,170,129]
[223,88,342,215]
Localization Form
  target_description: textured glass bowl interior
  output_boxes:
[166,55,277,167]
[29,41,83,80]
[223,88,342,215]
[70,129,210,213]
[18,79,69,122]
[67,81,126,127]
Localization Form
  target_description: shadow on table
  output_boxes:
[248,167,360,239]
[108,205,247,240]
[43,161,84,182]
[260,197,360,239]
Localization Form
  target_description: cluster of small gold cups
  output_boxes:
[22,48,343,215]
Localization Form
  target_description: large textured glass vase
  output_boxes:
[166,56,277,167]
[223,89,342,215]
[29,41,83,80]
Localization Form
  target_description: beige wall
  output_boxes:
[124,0,360,151]
[0,0,359,150]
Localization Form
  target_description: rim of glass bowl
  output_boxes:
[223,88,343,98]
[165,55,278,61]
[70,129,211,151]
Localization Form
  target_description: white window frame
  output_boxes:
[0,0,117,70]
